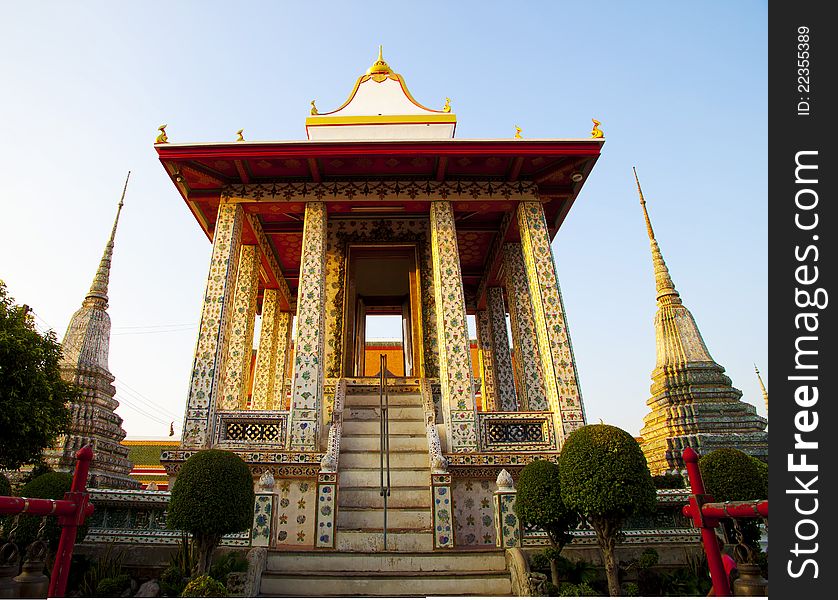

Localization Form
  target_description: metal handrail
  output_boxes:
[379,354,391,549]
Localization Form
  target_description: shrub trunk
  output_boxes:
[590,517,621,596]
[194,532,221,575]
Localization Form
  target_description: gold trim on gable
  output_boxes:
[306,114,457,127]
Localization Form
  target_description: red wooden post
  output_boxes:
[682,447,730,597]
[48,445,94,598]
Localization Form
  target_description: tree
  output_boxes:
[167,450,255,574]
[699,448,768,558]
[0,281,73,470]
[559,424,657,597]
[514,459,580,587]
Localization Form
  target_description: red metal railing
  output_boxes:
[0,445,95,597]
[681,447,768,597]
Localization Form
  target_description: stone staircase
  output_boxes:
[260,385,512,596]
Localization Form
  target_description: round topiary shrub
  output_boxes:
[95,574,131,598]
[698,448,767,501]
[559,424,656,597]
[168,450,254,574]
[652,473,686,489]
[5,471,88,551]
[181,574,227,598]
[515,459,579,586]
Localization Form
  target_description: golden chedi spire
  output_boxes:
[755,364,768,417]
[633,168,767,474]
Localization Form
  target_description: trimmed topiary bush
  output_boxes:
[515,459,580,587]
[559,424,656,597]
[698,448,767,501]
[181,574,227,598]
[95,573,131,598]
[652,473,685,489]
[5,471,88,552]
[168,450,254,574]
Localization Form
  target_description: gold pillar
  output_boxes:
[219,244,260,410]
[429,201,477,451]
[502,243,548,411]
[289,202,327,450]
[251,290,293,410]
[517,202,585,441]
[486,287,519,411]
[182,202,243,447]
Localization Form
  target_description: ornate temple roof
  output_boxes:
[306,47,456,140]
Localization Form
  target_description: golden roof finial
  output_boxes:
[755,364,768,417]
[366,45,393,81]
[633,167,680,304]
[310,100,318,115]
[155,124,168,144]
[443,97,451,113]
[235,129,244,142]
[591,119,604,138]
[514,125,522,139]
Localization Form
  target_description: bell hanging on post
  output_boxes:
[732,563,768,597]
[0,542,21,599]
[13,517,49,599]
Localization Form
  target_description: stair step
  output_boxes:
[340,487,431,508]
[340,434,427,452]
[337,507,431,530]
[266,550,508,573]
[339,450,429,469]
[260,571,511,596]
[345,405,425,421]
[339,468,430,488]
[343,420,425,435]
[345,394,423,406]
[334,529,434,552]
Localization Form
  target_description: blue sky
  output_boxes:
[0,1,767,438]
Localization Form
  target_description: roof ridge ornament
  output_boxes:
[366,45,393,82]
[591,119,604,138]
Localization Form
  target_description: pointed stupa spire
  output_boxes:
[755,364,768,417]
[633,167,680,305]
[86,171,130,306]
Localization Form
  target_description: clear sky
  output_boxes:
[0,1,767,439]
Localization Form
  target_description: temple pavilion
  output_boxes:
[155,50,601,565]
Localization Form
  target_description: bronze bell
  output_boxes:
[13,541,48,599]
[0,542,21,599]
[732,563,768,597]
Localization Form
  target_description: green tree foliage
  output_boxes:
[6,471,88,552]
[168,450,254,574]
[0,473,10,497]
[699,448,768,501]
[699,448,768,557]
[559,424,656,597]
[515,460,580,586]
[652,473,686,489]
[0,281,74,470]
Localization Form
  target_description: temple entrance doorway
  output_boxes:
[342,245,423,378]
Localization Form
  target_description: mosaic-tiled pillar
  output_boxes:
[431,472,454,549]
[475,310,498,411]
[220,244,261,410]
[289,202,327,450]
[494,469,522,548]
[182,203,243,448]
[315,472,337,548]
[502,243,548,411]
[252,471,277,547]
[487,287,519,411]
[517,202,586,441]
[429,201,477,452]
[251,290,293,411]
